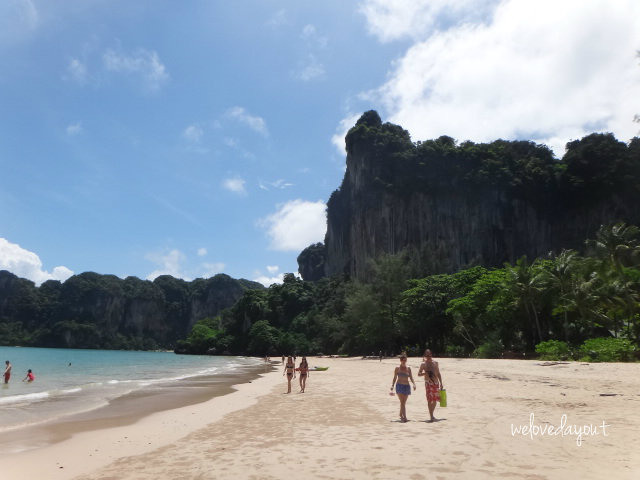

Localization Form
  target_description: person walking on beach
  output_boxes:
[4,361,11,384]
[418,349,444,422]
[22,369,35,382]
[390,353,416,422]
[298,356,309,393]
[283,356,296,393]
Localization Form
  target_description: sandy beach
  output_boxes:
[2,356,639,480]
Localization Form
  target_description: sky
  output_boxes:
[1,0,639,287]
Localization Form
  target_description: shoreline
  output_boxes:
[0,361,274,456]
[3,357,640,479]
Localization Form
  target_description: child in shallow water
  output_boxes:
[22,369,35,382]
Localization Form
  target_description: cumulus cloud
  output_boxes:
[103,48,169,92]
[259,199,326,251]
[222,177,247,195]
[145,249,188,281]
[358,0,495,42]
[226,107,268,136]
[0,238,73,286]
[253,265,285,287]
[197,247,207,257]
[66,122,83,136]
[332,113,361,155]
[182,124,203,143]
[358,0,640,156]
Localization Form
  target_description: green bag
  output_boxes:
[439,389,447,407]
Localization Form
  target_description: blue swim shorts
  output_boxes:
[395,383,411,395]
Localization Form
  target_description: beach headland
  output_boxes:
[3,357,639,480]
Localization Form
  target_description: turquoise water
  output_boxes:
[0,347,261,433]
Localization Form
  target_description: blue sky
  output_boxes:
[1,0,639,286]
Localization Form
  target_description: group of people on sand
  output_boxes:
[3,360,35,384]
[282,355,309,393]
[390,349,443,423]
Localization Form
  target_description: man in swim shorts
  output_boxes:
[418,349,444,422]
[4,360,11,384]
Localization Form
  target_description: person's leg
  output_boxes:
[399,394,408,421]
[428,400,437,421]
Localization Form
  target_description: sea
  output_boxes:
[0,346,264,440]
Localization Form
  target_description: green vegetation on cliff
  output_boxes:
[0,272,262,350]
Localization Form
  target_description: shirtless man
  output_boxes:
[418,349,443,422]
[4,360,12,384]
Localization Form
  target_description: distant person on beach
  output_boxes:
[390,353,416,422]
[379,350,383,362]
[281,355,285,364]
[298,357,309,393]
[22,369,35,382]
[4,361,11,384]
[283,356,296,393]
[418,349,444,422]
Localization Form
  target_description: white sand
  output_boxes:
[2,357,639,480]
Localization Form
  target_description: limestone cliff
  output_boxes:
[300,111,640,281]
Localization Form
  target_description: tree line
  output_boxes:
[178,223,639,362]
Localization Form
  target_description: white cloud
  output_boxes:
[226,107,268,136]
[332,113,361,155]
[301,24,328,48]
[66,58,87,84]
[103,48,169,92]
[0,0,39,46]
[259,199,326,251]
[266,265,279,274]
[295,54,325,82]
[197,247,207,257]
[253,268,285,287]
[258,179,294,191]
[145,249,188,281]
[358,0,496,42]
[223,177,247,195]
[201,262,225,277]
[182,124,203,143]
[66,122,83,136]
[359,0,640,156]
[0,238,73,286]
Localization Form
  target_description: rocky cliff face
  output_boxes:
[302,111,640,281]
[0,270,263,349]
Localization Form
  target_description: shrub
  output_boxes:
[473,337,503,358]
[445,344,466,357]
[578,337,636,362]
[535,340,571,360]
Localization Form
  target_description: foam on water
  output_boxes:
[0,347,262,433]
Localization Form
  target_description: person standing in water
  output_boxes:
[298,357,309,393]
[390,353,416,422]
[418,349,444,422]
[283,356,296,393]
[3,361,11,384]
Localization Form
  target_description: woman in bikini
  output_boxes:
[418,349,444,422]
[298,356,309,393]
[390,353,416,422]
[283,356,296,393]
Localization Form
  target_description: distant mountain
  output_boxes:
[0,270,263,350]
[298,111,640,280]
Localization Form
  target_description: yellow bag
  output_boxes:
[439,389,447,407]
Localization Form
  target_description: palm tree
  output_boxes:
[504,256,545,344]
[587,223,640,274]
[538,250,580,341]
